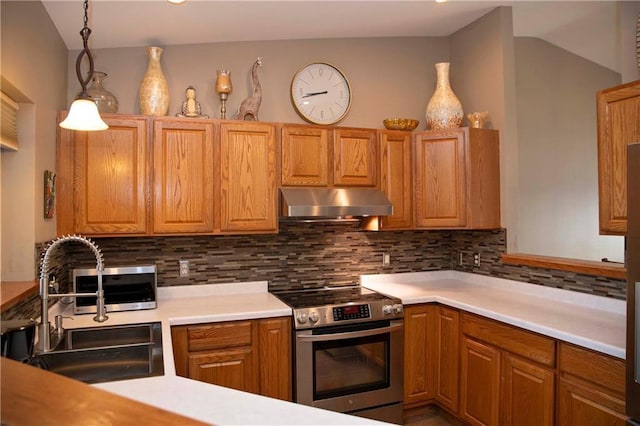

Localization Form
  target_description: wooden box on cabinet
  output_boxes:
[414,127,500,229]
[597,79,640,235]
[171,317,291,401]
[378,130,413,230]
[57,114,150,236]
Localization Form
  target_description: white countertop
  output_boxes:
[361,270,626,359]
[54,281,388,426]
[52,271,626,424]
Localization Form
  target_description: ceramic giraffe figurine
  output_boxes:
[234,57,263,121]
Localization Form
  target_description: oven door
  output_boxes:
[295,319,403,416]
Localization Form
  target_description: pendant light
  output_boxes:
[59,0,108,131]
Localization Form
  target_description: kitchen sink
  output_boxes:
[32,322,164,384]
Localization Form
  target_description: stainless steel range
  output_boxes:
[273,286,404,424]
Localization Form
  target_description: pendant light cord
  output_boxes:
[75,0,95,99]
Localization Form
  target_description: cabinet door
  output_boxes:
[403,304,437,405]
[597,80,640,234]
[61,116,149,235]
[152,119,215,234]
[220,121,277,232]
[379,130,413,229]
[460,337,500,426]
[502,354,554,426]
[558,377,627,426]
[435,306,459,414]
[281,125,329,186]
[333,128,377,186]
[188,347,259,394]
[414,130,467,228]
[258,317,292,401]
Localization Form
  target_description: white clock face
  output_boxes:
[290,62,351,125]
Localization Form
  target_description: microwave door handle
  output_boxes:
[297,322,403,342]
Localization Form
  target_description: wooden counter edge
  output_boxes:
[502,253,627,280]
[0,358,211,426]
[0,281,38,312]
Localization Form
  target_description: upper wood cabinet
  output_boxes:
[379,130,413,230]
[280,125,330,186]
[333,128,377,187]
[414,127,500,229]
[597,80,640,235]
[152,118,215,234]
[279,125,377,188]
[220,121,277,233]
[57,114,150,236]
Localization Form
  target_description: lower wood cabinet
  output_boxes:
[403,304,437,405]
[502,353,555,426]
[460,313,556,426]
[460,336,501,426]
[403,305,614,426]
[558,343,627,425]
[171,317,291,401]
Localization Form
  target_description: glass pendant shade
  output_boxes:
[59,98,108,131]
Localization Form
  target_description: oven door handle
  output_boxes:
[297,322,403,342]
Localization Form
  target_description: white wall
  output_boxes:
[1,1,68,281]
[514,37,623,262]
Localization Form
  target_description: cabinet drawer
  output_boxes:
[559,343,625,395]
[186,321,253,351]
[461,313,555,367]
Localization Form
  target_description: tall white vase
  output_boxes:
[138,46,169,116]
[425,62,463,130]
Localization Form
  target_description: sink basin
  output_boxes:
[32,322,164,384]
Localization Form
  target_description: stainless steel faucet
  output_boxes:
[37,234,108,353]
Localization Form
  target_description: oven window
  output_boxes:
[312,333,390,400]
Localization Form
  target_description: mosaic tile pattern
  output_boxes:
[451,229,627,299]
[2,225,627,321]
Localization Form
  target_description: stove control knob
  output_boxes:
[308,311,319,323]
[382,305,394,315]
[392,304,403,314]
[296,313,308,324]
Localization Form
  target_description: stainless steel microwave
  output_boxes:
[72,265,157,314]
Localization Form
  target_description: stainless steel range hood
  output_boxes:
[280,187,393,219]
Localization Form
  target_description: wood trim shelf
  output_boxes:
[0,280,38,312]
[501,253,626,280]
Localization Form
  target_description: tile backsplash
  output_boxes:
[2,224,626,321]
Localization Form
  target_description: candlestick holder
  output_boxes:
[215,69,232,119]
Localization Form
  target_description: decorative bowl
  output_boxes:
[383,118,419,131]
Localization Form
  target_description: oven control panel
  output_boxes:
[333,304,370,321]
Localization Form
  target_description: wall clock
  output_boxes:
[290,62,352,125]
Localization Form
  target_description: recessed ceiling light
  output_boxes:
[168,0,186,4]
[435,0,448,3]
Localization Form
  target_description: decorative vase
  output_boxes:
[86,71,118,113]
[425,62,463,130]
[138,46,169,116]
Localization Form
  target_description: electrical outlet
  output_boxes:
[473,253,480,267]
[382,253,391,266]
[179,260,190,277]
